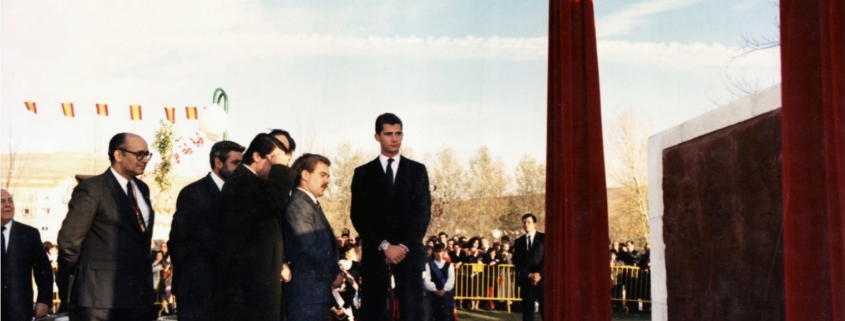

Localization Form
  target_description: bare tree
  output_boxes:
[466,146,509,237]
[2,129,24,190]
[323,142,368,233]
[511,154,545,224]
[604,109,650,241]
[426,147,469,236]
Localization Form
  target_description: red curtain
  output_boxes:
[546,0,610,320]
[780,0,845,320]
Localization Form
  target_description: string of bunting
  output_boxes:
[23,102,200,124]
[24,101,206,165]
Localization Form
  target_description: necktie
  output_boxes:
[386,158,395,185]
[527,235,532,251]
[127,181,147,233]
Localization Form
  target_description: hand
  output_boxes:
[280,263,292,283]
[332,272,345,288]
[383,244,406,264]
[35,302,49,318]
[435,290,446,297]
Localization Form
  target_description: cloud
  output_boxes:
[596,0,702,37]
[597,40,779,68]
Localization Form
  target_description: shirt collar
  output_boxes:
[110,166,131,193]
[526,230,537,239]
[297,187,318,204]
[210,171,225,191]
[242,164,258,176]
[378,154,401,169]
[3,220,12,231]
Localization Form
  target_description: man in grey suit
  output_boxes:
[283,154,344,320]
[58,133,155,321]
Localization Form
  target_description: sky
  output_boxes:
[0,0,781,178]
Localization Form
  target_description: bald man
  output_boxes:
[58,133,156,321]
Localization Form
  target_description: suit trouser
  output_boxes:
[520,283,544,321]
[70,306,150,321]
[173,261,213,321]
[359,257,424,321]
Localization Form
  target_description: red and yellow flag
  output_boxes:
[96,104,109,116]
[185,106,198,120]
[24,101,37,114]
[61,103,75,117]
[129,105,142,121]
[164,107,176,124]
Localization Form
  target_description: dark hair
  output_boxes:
[291,153,331,184]
[268,129,296,151]
[340,244,356,258]
[243,133,287,165]
[501,235,511,244]
[43,241,53,253]
[107,133,129,163]
[209,140,246,169]
[522,213,537,223]
[375,113,402,134]
[438,232,448,238]
[433,243,446,253]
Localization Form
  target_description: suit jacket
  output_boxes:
[350,156,431,270]
[213,164,294,321]
[282,189,340,304]
[512,232,545,287]
[168,173,219,296]
[1,221,53,320]
[57,168,155,309]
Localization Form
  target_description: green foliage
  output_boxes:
[152,120,178,192]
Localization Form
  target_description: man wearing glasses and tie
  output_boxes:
[58,133,156,321]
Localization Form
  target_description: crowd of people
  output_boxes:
[610,240,652,314]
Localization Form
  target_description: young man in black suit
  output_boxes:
[212,133,294,321]
[513,213,545,321]
[282,154,345,320]
[58,133,156,321]
[351,113,432,321]
[168,140,244,321]
[1,189,53,321]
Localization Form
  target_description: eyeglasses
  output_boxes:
[119,149,153,161]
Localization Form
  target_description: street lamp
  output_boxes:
[199,88,231,142]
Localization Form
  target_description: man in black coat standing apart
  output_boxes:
[351,113,432,321]
[168,140,244,321]
[1,188,53,321]
[512,213,545,321]
[58,133,156,321]
[282,154,345,320]
[212,133,294,321]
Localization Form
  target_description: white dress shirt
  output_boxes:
[378,154,400,182]
[110,167,151,227]
[210,171,225,191]
[2,220,12,252]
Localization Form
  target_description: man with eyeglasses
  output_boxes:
[58,132,156,321]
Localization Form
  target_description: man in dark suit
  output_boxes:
[1,189,53,321]
[282,154,345,320]
[512,213,544,321]
[351,113,432,321]
[58,133,155,321]
[168,140,244,321]
[213,133,294,321]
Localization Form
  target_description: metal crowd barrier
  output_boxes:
[610,265,651,313]
[453,263,522,312]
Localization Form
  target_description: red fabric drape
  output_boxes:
[780,0,845,320]
[546,0,610,320]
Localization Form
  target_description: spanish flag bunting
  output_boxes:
[96,104,109,116]
[129,105,142,121]
[164,107,176,124]
[24,101,37,114]
[185,106,198,120]
[61,103,75,118]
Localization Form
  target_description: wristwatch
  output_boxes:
[379,241,390,251]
